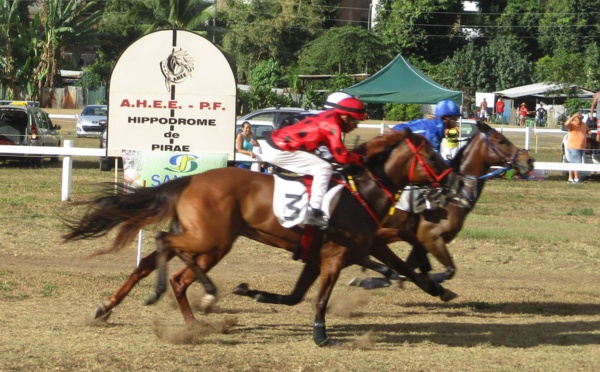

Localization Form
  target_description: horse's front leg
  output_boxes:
[417,238,456,284]
[233,259,320,305]
[312,243,344,347]
[151,231,172,305]
[370,242,457,302]
[94,250,174,320]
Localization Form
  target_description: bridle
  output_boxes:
[478,128,527,174]
[344,136,453,226]
[406,137,453,188]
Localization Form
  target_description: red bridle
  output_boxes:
[406,138,453,188]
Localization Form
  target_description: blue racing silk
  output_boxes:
[392,117,445,153]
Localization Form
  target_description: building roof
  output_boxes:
[496,83,595,99]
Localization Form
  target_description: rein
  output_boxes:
[406,138,453,187]
[342,137,451,226]
[479,130,519,170]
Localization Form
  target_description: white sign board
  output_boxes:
[108,30,236,159]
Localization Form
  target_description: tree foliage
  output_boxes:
[222,0,336,83]
[298,25,391,75]
[35,0,103,94]
[374,0,466,63]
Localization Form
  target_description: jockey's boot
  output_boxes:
[304,206,329,230]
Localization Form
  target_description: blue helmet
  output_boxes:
[435,100,460,117]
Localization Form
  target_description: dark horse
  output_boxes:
[365,121,534,287]
[63,129,456,346]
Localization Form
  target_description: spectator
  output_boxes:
[519,102,528,126]
[479,97,488,121]
[442,126,460,160]
[590,91,600,142]
[495,98,505,124]
[235,121,260,169]
[535,103,547,127]
[564,112,590,183]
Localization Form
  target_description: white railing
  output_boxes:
[1,123,599,203]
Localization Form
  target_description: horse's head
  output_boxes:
[473,121,534,176]
[361,129,456,192]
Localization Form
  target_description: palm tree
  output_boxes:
[35,0,103,92]
[128,0,215,34]
[0,0,29,99]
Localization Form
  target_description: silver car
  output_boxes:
[76,104,107,138]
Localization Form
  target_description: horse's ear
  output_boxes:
[476,120,488,132]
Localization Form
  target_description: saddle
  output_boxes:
[271,168,345,229]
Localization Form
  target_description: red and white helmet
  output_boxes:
[332,97,367,121]
[324,92,353,109]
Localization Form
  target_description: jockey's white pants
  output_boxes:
[260,143,332,210]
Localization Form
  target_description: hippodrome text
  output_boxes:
[120,99,225,110]
[128,117,216,126]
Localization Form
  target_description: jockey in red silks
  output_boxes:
[261,94,367,229]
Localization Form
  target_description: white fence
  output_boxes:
[1,120,599,202]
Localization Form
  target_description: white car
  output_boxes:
[76,104,107,138]
[236,106,310,129]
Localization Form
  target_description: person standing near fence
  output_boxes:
[535,103,547,127]
[590,92,600,142]
[495,97,505,124]
[564,112,590,184]
[479,98,488,121]
[519,102,528,126]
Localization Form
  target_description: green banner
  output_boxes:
[122,150,228,188]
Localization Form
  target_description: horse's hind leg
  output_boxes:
[169,253,222,324]
[94,250,175,320]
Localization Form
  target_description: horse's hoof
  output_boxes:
[440,289,458,302]
[232,283,249,296]
[144,292,160,306]
[317,338,341,347]
[94,304,111,321]
[361,277,391,290]
[348,277,363,287]
[429,272,447,284]
[201,294,217,313]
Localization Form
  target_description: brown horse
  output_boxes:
[365,121,534,287]
[63,129,456,346]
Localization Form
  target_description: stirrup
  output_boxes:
[303,207,329,230]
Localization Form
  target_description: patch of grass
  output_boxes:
[464,301,493,310]
[41,282,59,297]
[566,208,594,216]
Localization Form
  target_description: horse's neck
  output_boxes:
[456,140,491,208]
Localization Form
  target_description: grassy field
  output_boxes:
[0,113,598,371]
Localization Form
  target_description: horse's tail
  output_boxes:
[62,177,192,256]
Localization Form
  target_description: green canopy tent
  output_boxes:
[343,55,463,106]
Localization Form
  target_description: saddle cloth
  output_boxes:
[272,174,345,228]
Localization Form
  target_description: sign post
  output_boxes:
[108,30,237,264]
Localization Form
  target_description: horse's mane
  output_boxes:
[354,130,409,158]
[449,121,487,170]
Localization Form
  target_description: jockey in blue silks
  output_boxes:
[393,99,462,215]
[391,99,461,153]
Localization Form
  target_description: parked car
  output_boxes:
[236,106,310,129]
[76,104,107,138]
[0,100,61,167]
[99,128,122,171]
